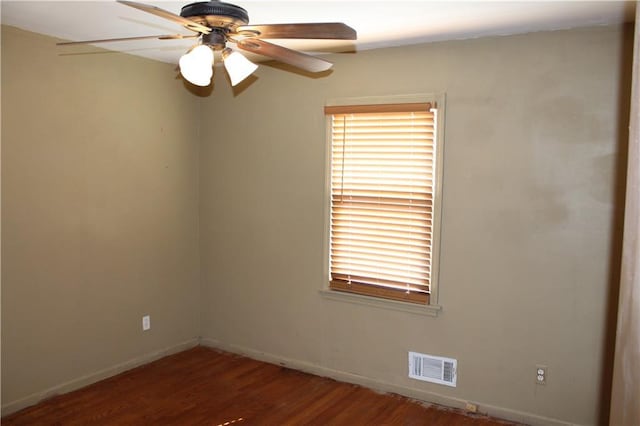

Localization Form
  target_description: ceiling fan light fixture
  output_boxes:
[222,48,258,86]
[179,44,214,86]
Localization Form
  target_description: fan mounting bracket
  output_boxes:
[180,1,249,32]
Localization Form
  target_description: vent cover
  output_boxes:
[408,351,457,387]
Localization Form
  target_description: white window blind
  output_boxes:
[325,103,437,304]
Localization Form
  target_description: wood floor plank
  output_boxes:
[3,346,523,425]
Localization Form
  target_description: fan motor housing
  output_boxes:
[180,1,249,29]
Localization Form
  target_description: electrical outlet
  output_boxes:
[142,315,151,331]
[536,365,547,385]
[465,402,478,413]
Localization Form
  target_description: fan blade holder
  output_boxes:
[237,38,333,73]
[235,23,357,40]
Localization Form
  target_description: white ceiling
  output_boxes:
[1,1,635,65]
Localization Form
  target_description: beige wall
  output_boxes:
[199,26,630,425]
[1,26,201,409]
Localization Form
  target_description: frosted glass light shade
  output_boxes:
[222,48,258,86]
[179,45,214,86]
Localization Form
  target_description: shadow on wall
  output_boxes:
[598,22,634,426]
[180,72,214,97]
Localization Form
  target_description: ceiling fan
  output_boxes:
[58,0,357,87]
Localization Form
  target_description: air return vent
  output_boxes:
[408,351,457,387]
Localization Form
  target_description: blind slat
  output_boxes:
[332,221,431,234]
[333,206,432,220]
[331,260,430,276]
[331,215,430,229]
[331,247,430,262]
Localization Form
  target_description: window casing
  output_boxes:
[325,99,442,305]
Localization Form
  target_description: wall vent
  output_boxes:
[408,351,457,387]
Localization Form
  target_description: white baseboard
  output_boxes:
[200,338,576,426]
[2,338,199,416]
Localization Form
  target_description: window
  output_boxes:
[324,99,442,305]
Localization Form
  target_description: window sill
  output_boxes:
[319,289,442,317]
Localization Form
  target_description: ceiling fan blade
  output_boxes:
[117,0,211,34]
[237,39,333,73]
[235,23,357,40]
[57,34,198,46]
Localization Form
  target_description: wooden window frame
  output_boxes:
[323,95,445,308]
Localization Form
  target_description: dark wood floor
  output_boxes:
[3,346,521,425]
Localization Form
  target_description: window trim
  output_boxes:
[321,93,446,315]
